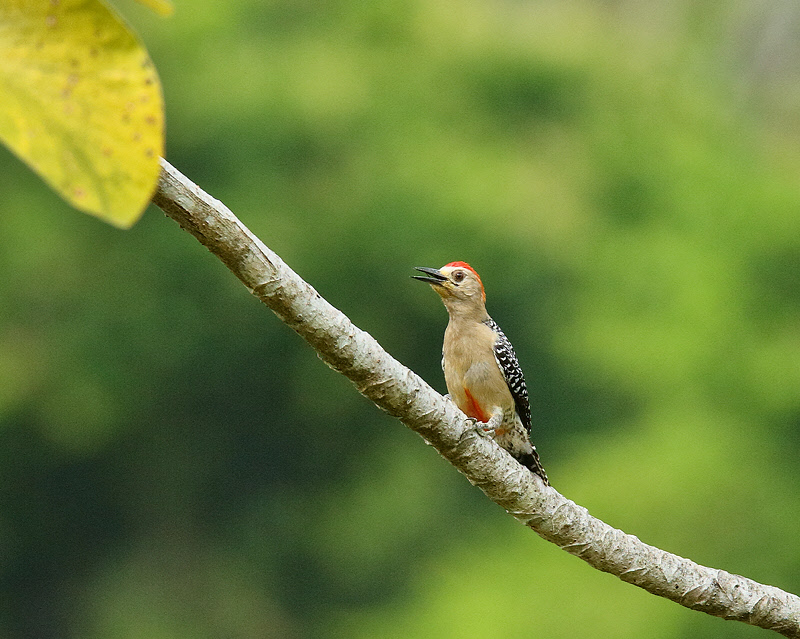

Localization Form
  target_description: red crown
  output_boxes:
[444,261,485,300]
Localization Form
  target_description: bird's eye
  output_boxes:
[452,271,465,283]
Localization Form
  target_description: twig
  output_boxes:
[151,157,800,637]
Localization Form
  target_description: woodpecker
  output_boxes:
[414,261,548,485]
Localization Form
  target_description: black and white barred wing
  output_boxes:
[484,318,532,433]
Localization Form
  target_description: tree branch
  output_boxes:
[151,157,800,637]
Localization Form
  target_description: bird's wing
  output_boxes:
[486,318,532,433]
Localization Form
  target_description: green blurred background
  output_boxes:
[2,0,800,637]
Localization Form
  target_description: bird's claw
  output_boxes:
[471,420,497,439]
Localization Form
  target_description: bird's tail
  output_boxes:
[517,447,549,486]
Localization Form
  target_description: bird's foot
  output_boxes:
[477,410,505,438]
[471,419,498,439]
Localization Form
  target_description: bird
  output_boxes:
[413,261,548,484]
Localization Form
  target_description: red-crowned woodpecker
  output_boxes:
[414,261,548,485]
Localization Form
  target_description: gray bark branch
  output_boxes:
[151,157,800,637]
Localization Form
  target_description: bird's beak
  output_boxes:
[412,267,448,286]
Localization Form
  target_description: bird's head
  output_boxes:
[413,261,486,315]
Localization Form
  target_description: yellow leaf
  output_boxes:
[0,0,165,228]
[134,0,174,18]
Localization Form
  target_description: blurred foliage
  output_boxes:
[0,0,165,227]
[2,0,800,637]
[134,0,174,18]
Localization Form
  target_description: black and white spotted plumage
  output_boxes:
[484,318,531,434]
[485,317,548,485]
